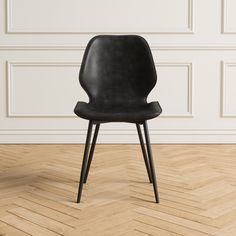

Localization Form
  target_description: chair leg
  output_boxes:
[136,124,153,183]
[143,121,160,203]
[77,120,93,203]
[83,124,100,183]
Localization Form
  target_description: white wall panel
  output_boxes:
[7,0,193,33]
[149,63,193,117]
[222,0,236,33]
[221,62,236,117]
[7,62,85,117]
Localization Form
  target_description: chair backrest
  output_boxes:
[79,35,157,106]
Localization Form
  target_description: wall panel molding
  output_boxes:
[1,128,236,135]
[4,45,236,51]
[155,63,193,118]
[6,0,194,34]
[7,61,81,117]
[6,61,192,118]
[222,0,236,34]
[1,129,236,144]
[221,61,236,117]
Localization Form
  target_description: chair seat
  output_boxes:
[74,101,162,123]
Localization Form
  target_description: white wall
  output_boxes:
[0,0,236,143]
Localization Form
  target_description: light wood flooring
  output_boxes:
[0,144,236,235]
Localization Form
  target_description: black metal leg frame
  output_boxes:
[77,120,159,203]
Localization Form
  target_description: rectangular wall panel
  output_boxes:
[7,0,193,33]
[7,61,192,118]
[7,62,87,117]
[149,63,193,117]
[222,0,236,33]
[221,62,236,117]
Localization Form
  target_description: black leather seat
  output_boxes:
[74,35,162,204]
[74,101,161,123]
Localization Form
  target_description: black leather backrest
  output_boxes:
[79,35,157,106]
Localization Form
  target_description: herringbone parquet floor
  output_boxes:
[0,144,235,235]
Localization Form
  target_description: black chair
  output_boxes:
[74,35,162,203]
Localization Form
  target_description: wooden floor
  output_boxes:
[0,144,235,236]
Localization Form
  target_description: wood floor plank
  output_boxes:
[0,214,59,236]
[8,207,73,235]
[21,193,81,219]
[136,215,212,236]
[0,222,30,236]
[135,207,218,234]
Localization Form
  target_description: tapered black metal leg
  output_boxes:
[83,124,100,183]
[143,121,160,203]
[77,120,93,203]
[136,124,153,183]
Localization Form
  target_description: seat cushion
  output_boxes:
[74,101,162,123]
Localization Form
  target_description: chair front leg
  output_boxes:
[143,121,160,203]
[83,123,100,183]
[136,123,153,183]
[77,120,93,203]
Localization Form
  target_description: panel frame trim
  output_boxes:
[156,62,193,118]
[6,0,194,34]
[7,61,81,117]
[221,61,236,117]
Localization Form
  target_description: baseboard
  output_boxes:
[0,129,236,143]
